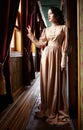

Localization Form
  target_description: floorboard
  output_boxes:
[0,72,77,130]
[0,72,40,130]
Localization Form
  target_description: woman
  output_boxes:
[27,7,70,125]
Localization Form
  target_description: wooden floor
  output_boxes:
[0,72,40,130]
[0,72,77,130]
[26,97,76,130]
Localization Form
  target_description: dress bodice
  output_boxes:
[45,25,65,47]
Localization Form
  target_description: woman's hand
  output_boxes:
[61,52,66,70]
[61,60,66,71]
[27,25,32,39]
[27,25,31,34]
[61,54,66,71]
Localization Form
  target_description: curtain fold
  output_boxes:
[22,0,31,85]
[22,0,36,85]
[22,0,46,85]
[0,0,20,112]
[34,2,46,71]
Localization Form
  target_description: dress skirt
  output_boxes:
[39,45,69,124]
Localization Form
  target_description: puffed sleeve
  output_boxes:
[61,25,68,69]
[27,28,47,48]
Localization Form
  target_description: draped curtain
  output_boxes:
[22,0,36,85]
[35,3,46,71]
[0,0,20,111]
[22,0,46,84]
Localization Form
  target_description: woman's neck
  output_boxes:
[51,23,59,27]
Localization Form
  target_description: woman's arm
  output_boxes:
[27,26,47,48]
[61,25,68,70]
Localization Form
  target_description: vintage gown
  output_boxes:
[28,25,70,124]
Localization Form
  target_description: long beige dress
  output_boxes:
[28,25,70,125]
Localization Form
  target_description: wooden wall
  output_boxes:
[10,55,24,98]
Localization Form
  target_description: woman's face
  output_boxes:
[48,9,56,23]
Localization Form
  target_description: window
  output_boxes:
[10,0,22,56]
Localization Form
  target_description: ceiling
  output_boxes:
[39,0,61,26]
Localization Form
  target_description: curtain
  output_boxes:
[35,3,46,71]
[22,0,46,84]
[22,0,36,86]
[0,0,20,112]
